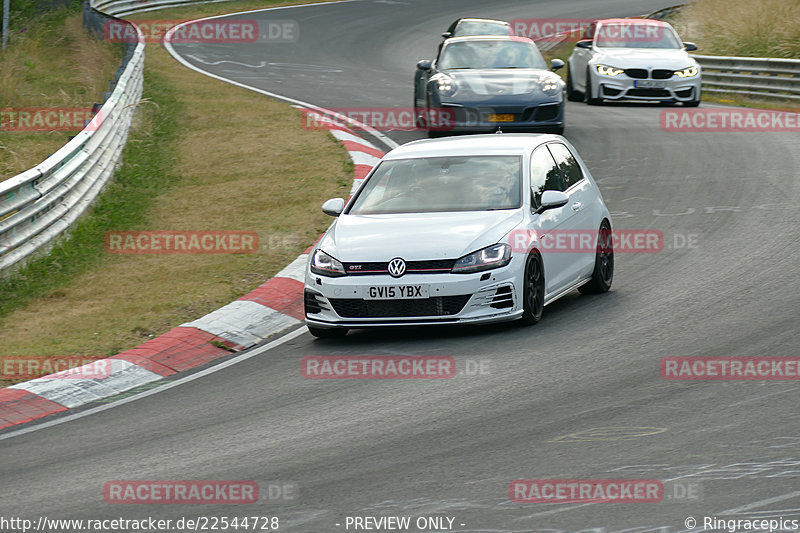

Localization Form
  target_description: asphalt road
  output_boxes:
[3,1,800,532]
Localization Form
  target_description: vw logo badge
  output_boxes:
[388,257,406,278]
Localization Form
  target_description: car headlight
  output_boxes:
[541,77,562,96]
[674,65,699,78]
[435,76,457,97]
[595,64,624,77]
[310,249,346,277]
[452,243,512,274]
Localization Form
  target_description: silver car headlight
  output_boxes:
[310,249,346,277]
[674,65,699,78]
[595,64,624,77]
[452,243,512,274]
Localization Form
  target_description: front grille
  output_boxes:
[628,88,671,97]
[532,104,559,122]
[624,68,648,79]
[329,295,471,318]
[342,259,457,276]
[652,69,674,79]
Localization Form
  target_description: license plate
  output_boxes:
[364,285,429,300]
[488,113,514,122]
[634,80,666,88]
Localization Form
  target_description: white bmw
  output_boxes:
[304,134,613,338]
[567,18,701,106]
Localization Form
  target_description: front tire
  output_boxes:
[519,252,545,325]
[566,64,583,102]
[308,326,349,339]
[579,220,614,294]
[585,68,602,105]
[684,99,701,107]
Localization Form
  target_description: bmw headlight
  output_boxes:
[595,64,624,77]
[452,243,512,274]
[311,249,346,277]
[674,65,699,78]
[435,75,457,97]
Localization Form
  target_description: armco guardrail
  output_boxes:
[534,4,800,104]
[645,4,800,102]
[94,0,232,17]
[0,3,144,276]
[692,55,800,102]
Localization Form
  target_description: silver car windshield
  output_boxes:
[439,40,547,69]
[348,155,522,215]
[454,21,510,37]
[595,22,682,49]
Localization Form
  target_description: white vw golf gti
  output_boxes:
[567,18,701,106]
[304,134,613,338]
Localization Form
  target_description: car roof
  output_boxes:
[456,18,509,26]
[384,134,562,159]
[443,35,534,45]
[595,17,669,27]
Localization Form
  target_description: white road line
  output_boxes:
[161,0,398,151]
[719,491,800,515]
[0,327,308,441]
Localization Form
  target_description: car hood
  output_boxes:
[439,69,563,99]
[590,48,696,69]
[319,210,524,262]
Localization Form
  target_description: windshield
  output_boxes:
[595,22,682,49]
[347,155,522,215]
[439,40,547,70]
[453,21,510,37]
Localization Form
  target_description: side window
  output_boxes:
[547,143,584,190]
[530,146,565,209]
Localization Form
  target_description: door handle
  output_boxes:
[571,202,582,211]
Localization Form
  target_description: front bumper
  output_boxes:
[436,100,564,133]
[593,70,701,102]
[304,263,524,329]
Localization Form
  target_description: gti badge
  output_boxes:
[388,257,407,278]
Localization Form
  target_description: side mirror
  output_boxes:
[321,197,345,217]
[416,59,432,71]
[683,41,698,51]
[441,31,452,39]
[550,58,565,71]
[576,39,592,49]
[535,190,569,214]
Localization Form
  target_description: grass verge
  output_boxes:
[0,0,353,385]
[672,0,799,111]
[0,10,123,180]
